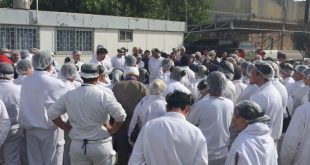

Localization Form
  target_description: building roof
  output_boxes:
[0,8,186,32]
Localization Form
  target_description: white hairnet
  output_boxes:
[254,61,274,81]
[60,63,77,80]
[301,68,310,79]
[31,50,54,70]
[207,71,227,93]
[150,79,166,95]
[235,100,270,124]
[246,63,255,77]
[266,61,280,78]
[20,50,31,59]
[0,62,14,79]
[295,65,308,74]
[195,65,208,79]
[161,58,174,71]
[16,60,32,75]
[227,57,237,65]
[125,55,137,66]
[280,63,294,76]
[80,64,100,79]
[125,66,139,76]
[138,68,148,83]
[240,61,250,72]
[170,66,186,81]
[253,55,262,61]
[220,61,235,80]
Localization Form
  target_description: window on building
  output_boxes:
[119,30,133,42]
[56,29,93,52]
[0,25,39,50]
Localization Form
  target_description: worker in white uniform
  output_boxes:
[48,63,127,165]
[0,63,23,165]
[111,48,126,69]
[129,91,208,165]
[193,65,208,98]
[159,58,174,83]
[187,71,234,165]
[148,48,163,83]
[121,55,138,74]
[237,63,258,102]
[196,79,209,101]
[240,61,250,84]
[220,60,237,103]
[280,68,310,165]
[72,51,84,71]
[179,54,196,92]
[59,63,80,91]
[280,63,295,90]
[226,100,278,165]
[250,61,283,141]
[232,64,247,101]
[90,47,113,74]
[128,79,167,145]
[19,50,67,165]
[163,66,191,97]
[0,99,10,147]
[13,59,32,85]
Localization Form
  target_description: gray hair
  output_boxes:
[150,79,167,95]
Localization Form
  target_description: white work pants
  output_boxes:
[2,128,23,165]
[70,139,115,165]
[26,128,63,165]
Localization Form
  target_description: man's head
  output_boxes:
[125,55,137,66]
[195,65,208,79]
[220,61,235,80]
[11,50,20,63]
[60,63,77,82]
[32,50,54,71]
[280,63,294,78]
[16,60,32,76]
[80,64,101,83]
[138,68,148,84]
[293,65,308,81]
[233,64,242,81]
[96,48,108,61]
[143,50,150,59]
[72,51,82,63]
[207,71,227,96]
[0,62,14,79]
[20,50,31,60]
[152,48,161,59]
[233,100,270,131]
[150,79,166,95]
[110,69,125,84]
[250,61,274,86]
[125,67,139,80]
[170,66,186,81]
[132,47,138,55]
[197,78,208,97]
[301,68,310,86]
[161,58,174,72]
[240,61,250,78]
[117,48,125,56]
[166,91,194,116]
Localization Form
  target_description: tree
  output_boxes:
[1,0,212,24]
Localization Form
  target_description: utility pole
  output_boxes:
[305,0,309,24]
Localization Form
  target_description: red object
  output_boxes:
[0,54,13,64]
[238,49,245,58]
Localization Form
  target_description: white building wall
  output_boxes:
[40,27,55,51]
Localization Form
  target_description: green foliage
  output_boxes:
[1,0,212,24]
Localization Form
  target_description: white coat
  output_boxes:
[237,84,258,103]
[187,96,234,160]
[128,95,166,139]
[272,78,288,114]
[48,84,127,141]
[281,102,310,165]
[159,71,171,83]
[75,61,84,72]
[111,55,125,69]
[163,80,191,97]
[291,86,309,115]
[287,80,304,96]
[90,56,113,74]
[137,61,145,69]
[180,66,196,92]
[0,100,10,147]
[284,76,295,91]
[233,80,247,102]
[129,112,208,165]
[13,75,27,85]
[148,56,163,83]
[225,123,278,165]
[250,81,283,140]
[224,80,237,103]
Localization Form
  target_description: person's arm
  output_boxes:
[128,126,146,165]
[52,117,72,132]
[193,137,208,165]
[0,101,10,147]
[48,95,68,129]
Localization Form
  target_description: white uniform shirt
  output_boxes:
[224,80,237,103]
[233,79,247,102]
[159,71,171,83]
[75,61,84,71]
[226,123,278,165]
[13,75,27,85]
[284,76,295,91]
[237,84,258,103]
[272,78,288,114]
[129,112,208,165]
[163,80,191,97]
[137,61,145,69]
[250,81,283,140]
[287,80,304,96]
[111,55,125,69]
[180,66,196,92]
[187,96,234,160]
[19,71,66,129]
[148,57,163,83]
[128,95,166,138]
[48,84,126,141]
[90,56,113,74]
[0,100,10,147]
[281,102,310,165]
[0,79,21,129]
[291,86,309,115]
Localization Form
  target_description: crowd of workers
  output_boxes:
[0,44,309,165]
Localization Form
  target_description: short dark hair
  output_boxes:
[166,91,194,111]
[81,77,98,83]
[233,64,242,80]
